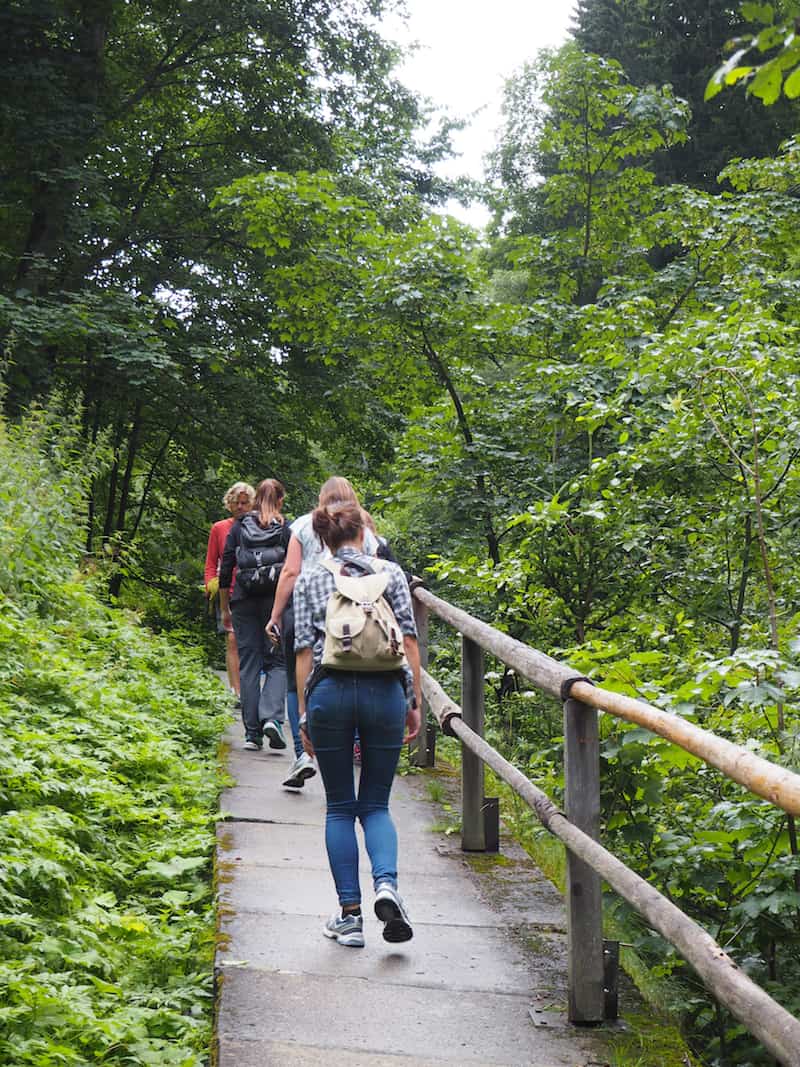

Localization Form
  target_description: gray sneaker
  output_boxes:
[243,739,261,751]
[282,752,317,788]
[262,720,287,749]
[323,911,364,947]
[374,882,413,943]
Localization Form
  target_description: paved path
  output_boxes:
[215,715,612,1066]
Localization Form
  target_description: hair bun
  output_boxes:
[312,499,363,551]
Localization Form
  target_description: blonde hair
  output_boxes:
[223,481,255,511]
[318,476,360,508]
[253,478,285,526]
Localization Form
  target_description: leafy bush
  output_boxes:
[0,403,227,1065]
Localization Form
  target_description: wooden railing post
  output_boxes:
[461,635,486,851]
[563,695,605,1023]
[409,596,434,767]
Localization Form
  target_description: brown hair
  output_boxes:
[312,500,364,552]
[253,478,285,526]
[318,476,359,508]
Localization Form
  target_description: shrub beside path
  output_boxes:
[214,712,612,1065]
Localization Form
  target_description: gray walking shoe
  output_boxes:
[282,752,317,788]
[262,720,287,749]
[323,911,364,947]
[374,882,413,943]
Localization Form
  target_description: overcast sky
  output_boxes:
[381,0,578,222]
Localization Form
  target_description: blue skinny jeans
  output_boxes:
[286,690,303,758]
[281,604,303,758]
[307,672,406,907]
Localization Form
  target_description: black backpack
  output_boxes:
[235,515,287,596]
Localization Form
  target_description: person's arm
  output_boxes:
[295,647,314,755]
[383,564,421,739]
[402,635,422,742]
[292,569,316,752]
[266,534,302,637]
[219,585,231,627]
[204,525,221,592]
[218,525,238,628]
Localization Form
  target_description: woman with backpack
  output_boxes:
[267,476,380,788]
[219,478,291,751]
[293,499,421,948]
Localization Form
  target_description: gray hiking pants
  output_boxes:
[231,596,286,745]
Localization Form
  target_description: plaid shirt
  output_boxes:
[293,547,417,687]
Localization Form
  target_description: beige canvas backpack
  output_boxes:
[320,558,407,671]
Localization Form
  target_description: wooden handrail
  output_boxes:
[413,585,800,816]
[421,666,800,1066]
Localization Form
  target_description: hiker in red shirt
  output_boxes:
[205,481,255,699]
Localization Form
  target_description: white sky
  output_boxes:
[382,0,578,225]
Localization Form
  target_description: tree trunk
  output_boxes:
[14,3,112,294]
[85,395,103,554]
[102,414,125,546]
[107,399,144,598]
[418,322,501,565]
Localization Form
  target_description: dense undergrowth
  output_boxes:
[428,628,800,1067]
[0,404,227,1066]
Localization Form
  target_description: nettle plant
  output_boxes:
[0,402,227,1066]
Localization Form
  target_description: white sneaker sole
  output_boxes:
[374,890,413,943]
[323,924,364,948]
[282,765,317,788]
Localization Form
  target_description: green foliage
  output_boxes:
[0,403,227,1064]
[707,3,800,105]
[403,59,800,1065]
[0,398,97,600]
[5,6,800,1062]
[0,0,438,613]
[573,0,799,189]
[490,46,689,254]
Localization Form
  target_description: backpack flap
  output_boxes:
[332,570,388,605]
[326,608,368,651]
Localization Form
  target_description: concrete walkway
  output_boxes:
[215,714,612,1066]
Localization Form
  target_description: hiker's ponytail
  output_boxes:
[254,478,285,526]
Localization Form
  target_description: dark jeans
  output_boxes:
[308,672,406,906]
[231,597,286,744]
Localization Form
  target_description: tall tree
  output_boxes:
[488,46,689,298]
[572,0,799,188]
[0,0,436,598]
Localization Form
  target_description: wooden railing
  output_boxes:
[408,583,800,1067]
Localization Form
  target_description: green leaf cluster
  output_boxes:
[0,402,227,1065]
[706,2,800,105]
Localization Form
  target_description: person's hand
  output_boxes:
[222,608,232,630]
[265,617,281,644]
[404,701,421,743]
[299,716,314,757]
[206,577,219,599]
